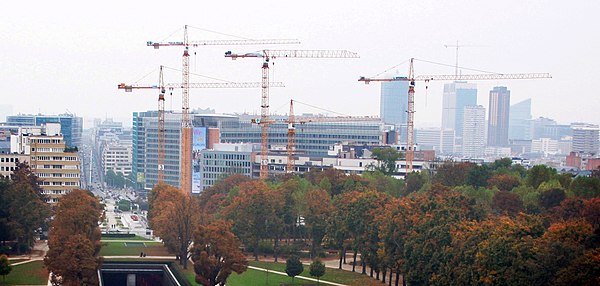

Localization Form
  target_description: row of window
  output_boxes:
[32,139,62,144]
[37,173,79,178]
[33,156,78,161]
[39,181,79,186]
[0,158,19,163]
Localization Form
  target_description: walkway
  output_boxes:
[248,265,347,286]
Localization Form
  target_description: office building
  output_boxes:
[380,78,409,141]
[531,117,572,140]
[6,114,83,148]
[196,143,254,192]
[441,81,478,139]
[509,98,531,140]
[102,142,132,177]
[487,86,511,147]
[0,154,29,178]
[571,123,599,155]
[29,134,80,203]
[220,119,384,157]
[415,128,455,154]
[462,105,486,158]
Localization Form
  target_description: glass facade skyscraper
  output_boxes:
[380,78,409,141]
[487,86,511,147]
[441,82,478,138]
[509,98,532,140]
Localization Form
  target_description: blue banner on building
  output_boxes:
[192,127,207,193]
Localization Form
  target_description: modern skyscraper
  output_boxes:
[462,105,486,158]
[487,86,511,147]
[441,81,477,138]
[380,78,409,141]
[509,98,532,140]
[571,123,599,155]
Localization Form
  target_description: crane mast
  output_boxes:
[148,25,299,192]
[359,60,551,174]
[226,49,359,179]
[158,66,166,183]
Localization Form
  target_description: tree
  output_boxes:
[525,165,556,189]
[285,255,304,283]
[309,258,326,284]
[371,147,403,175]
[191,220,248,286]
[487,173,521,192]
[570,176,600,199]
[405,171,428,195]
[44,189,103,286]
[304,189,332,258]
[539,188,566,209]
[148,183,200,269]
[492,191,523,216]
[433,162,474,187]
[223,180,279,261]
[0,254,11,282]
[2,162,51,254]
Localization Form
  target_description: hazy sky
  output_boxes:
[2,0,599,128]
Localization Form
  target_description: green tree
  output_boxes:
[371,147,403,175]
[191,220,248,286]
[570,176,600,199]
[525,165,556,189]
[466,164,491,188]
[405,171,428,195]
[304,189,332,258]
[285,255,304,283]
[3,162,51,254]
[309,258,326,285]
[0,254,11,282]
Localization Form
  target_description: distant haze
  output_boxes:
[2,0,598,127]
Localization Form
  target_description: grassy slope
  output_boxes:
[0,260,48,285]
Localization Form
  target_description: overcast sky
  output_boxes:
[2,0,598,128]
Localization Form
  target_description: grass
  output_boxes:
[178,260,384,286]
[99,241,172,256]
[0,260,48,285]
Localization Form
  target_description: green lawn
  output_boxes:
[179,260,384,286]
[99,241,172,256]
[0,260,48,285]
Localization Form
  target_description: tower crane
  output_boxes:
[359,58,552,174]
[225,49,360,179]
[147,25,299,193]
[285,99,381,173]
[118,67,285,186]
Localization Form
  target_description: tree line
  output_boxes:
[172,157,600,286]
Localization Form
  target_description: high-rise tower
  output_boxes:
[509,98,531,140]
[380,78,409,142]
[441,81,477,139]
[487,86,511,147]
[462,105,486,158]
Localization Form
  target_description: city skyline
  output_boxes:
[2,1,599,128]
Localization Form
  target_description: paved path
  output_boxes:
[248,265,347,286]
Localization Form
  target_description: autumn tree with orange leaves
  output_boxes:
[44,189,103,286]
[149,183,200,269]
[191,220,248,286]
